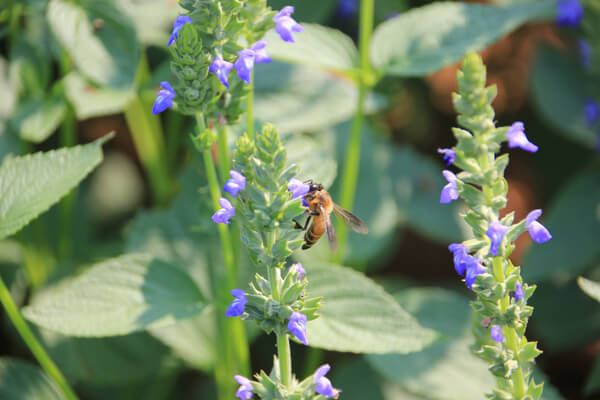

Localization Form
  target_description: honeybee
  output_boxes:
[294,181,368,253]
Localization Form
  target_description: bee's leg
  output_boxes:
[293,215,312,231]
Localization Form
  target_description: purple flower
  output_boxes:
[250,40,271,64]
[513,282,524,302]
[225,289,247,317]
[209,56,234,88]
[486,221,509,256]
[440,170,459,204]
[556,0,583,27]
[288,311,308,345]
[273,6,304,43]
[506,122,538,153]
[212,198,235,224]
[224,170,246,197]
[585,98,600,126]
[526,209,552,243]
[337,0,357,18]
[490,325,505,342]
[235,49,256,84]
[288,178,310,199]
[578,39,592,69]
[168,15,193,46]
[314,364,340,398]
[448,243,469,276]
[464,257,485,290]
[291,263,306,279]
[437,148,456,166]
[234,375,253,400]
[152,81,176,114]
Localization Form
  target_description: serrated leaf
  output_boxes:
[0,358,65,400]
[0,134,111,240]
[578,276,600,303]
[47,0,140,89]
[530,46,597,148]
[63,72,134,120]
[264,24,358,75]
[370,1,554,76]
[10,91,66,143]
[23,253,206,336]
[306,263,438,353]
[523,166,600,283]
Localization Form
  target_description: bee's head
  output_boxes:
[308,182,323,192]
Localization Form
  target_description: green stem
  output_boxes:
[335,0,375,263]
[196,115,250,399]
[267,267,292,386]
[0,277,78,400]
[246,72,254,140]
[217,123,231,184]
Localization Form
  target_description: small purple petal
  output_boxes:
[209,56,234,88]
[440,170,459,204]
[250,40,271,64]
[168,15,193,46]
[288,311,308,345]
[464,257,485,290]
[273,6,295,21]
[448,243,469,276]
[291,263,306,279]
[224,170,246,197]
[490,325,505,342]
[556,0,584,27]
[313,364,340,398]
[437,148,456,166]
[337,0,357,18]
[212,197,235,224]
[274,15,304,43]
[486,221,509,256]
[152,81,176,114]
[513,282,524,302]
[234,49,255,84]
[234,375,253,400]
[526,209,552,243]
[288,178,310,199]
[585,98,600,126]
[225,289,247,317]
[506,122,538,153]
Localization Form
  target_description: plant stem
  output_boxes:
[267,266,292,386]
[335,0,375,263]
[217,123,231,184]
[197,114,250,399]
[0,277,78,400]
[246,71,254,140]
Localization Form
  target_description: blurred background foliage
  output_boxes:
[0,0,598,399]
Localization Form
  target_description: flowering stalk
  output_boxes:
[440,53,551,399]
[335,0,376,262]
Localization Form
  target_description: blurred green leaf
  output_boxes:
[254,61,359,133]
[523,165,600,283]
[47,0,140,89]
[264,24,358,75]
[530,46,597,148]
[116,0,183,46]
[0,135,111,240]
[9,89,66,143]
[531,279,600,351]
[63,72,134,120]
[585,357,600,396]
[0,134,19,164]
[9,35,51,99]
[578,276,600,302]
[0,358,65,400]
[39,329,177,385]
[0,57,17,129]
[306,263,439,353]
[370,1,554,76]
[23,253,206,336]
[284,132,337,189]
[268,0,337,23]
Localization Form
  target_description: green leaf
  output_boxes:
[264,24,358,75]
[530,46,597,148]
[116,0,183,46]
[0,134,112,240]
[306,263,439,353]
[23,253,206,336]
[578,276,600,302]
[63,72,134,120]
[0,133,19,164]
[370,1,554,76]
[284,133,337,189]
[9,91,66,143]
[0,358,65,400]
[47,0,140,89]
[268,0,337,23]
[523,166,600,282]
[254,61,359,134]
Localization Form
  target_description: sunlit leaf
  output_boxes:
[578,276,600,302]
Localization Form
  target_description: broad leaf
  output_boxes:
[0,358,65,400]
[47,0,140,89]
[63,72,134,120]
[530,46,597,148]
[284,132,338,189]
[370,1,554,76]
[10,91,66,143]
[23,253,206,336]
[264,24,358,75]
[523,166,600,282]
[578,277,600,302]
[306,263,438,353]
[0,134,111,240]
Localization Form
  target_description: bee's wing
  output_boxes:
[333,204,368,234]
[320,204,338,253]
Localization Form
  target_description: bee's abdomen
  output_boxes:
[302,228,322,250]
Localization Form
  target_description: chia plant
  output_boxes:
[439,52,553,399]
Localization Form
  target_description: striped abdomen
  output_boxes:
[302,216,325,249]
